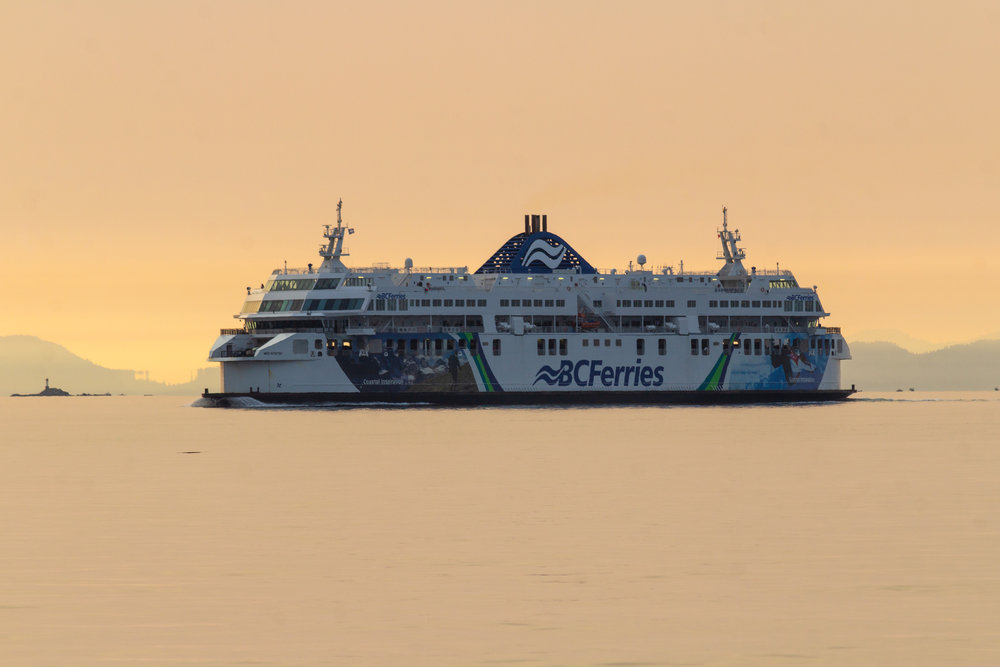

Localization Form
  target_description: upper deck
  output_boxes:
[228,206,833,341]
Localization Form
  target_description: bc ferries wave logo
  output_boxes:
[534,360,665,388]
[522,239,566,269]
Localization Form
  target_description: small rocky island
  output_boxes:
[11,378,72,397]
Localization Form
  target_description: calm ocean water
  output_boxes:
[1,393,998,666]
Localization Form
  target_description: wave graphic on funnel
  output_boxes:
[523,240,566,268]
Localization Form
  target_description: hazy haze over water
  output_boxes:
[2,394,999,665]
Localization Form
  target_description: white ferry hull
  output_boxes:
[202,330,853,405]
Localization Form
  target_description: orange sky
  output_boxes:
[2,1,998,382]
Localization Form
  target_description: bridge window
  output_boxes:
[545,299,554,308]
[752,300,760,308]
[559,339,568,355]
[691,339,699,355]
[477,300,487,307]
[636,339,645,355]
[658,339,666,355]
[593,300,602,308]
[784,301,793,312]
[805,301,814,312]
[443,299,453,307]
[493,339,501,356]
[720,301,728,308]
[556,299,565,307]
[270,278,318,291]
[511,299,520,307]
[644,300,653,308]
[548,339,557,355]
[741,301,750,307]
[754,339,762,355]
[687,300,696,308]
[582,339,589,347]
[533,300,543,307]
[537,339,545,355]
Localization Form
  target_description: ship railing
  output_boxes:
[594,267,719,277]
[751,269,795,276]
[271,266,317,275]
[220,328,248,335]
[404,266,471,275]
[347,265,401,274]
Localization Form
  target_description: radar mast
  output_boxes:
[716,206,748,279]
[319,198,354,272]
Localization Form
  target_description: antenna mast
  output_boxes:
[319,198,352,271]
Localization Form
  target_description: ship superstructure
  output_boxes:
[203,203,853,405]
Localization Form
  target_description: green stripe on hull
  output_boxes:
[698,333,739,391]
[461,332,494,392]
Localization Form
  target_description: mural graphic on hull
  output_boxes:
[721,333,830,390]
[329,332,505,393]
[333,333,476,393]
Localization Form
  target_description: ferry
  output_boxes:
[200,202,854,406]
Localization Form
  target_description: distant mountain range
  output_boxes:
[2,334,998,395]
[843,339,1000,391]
[0,336,218,396]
